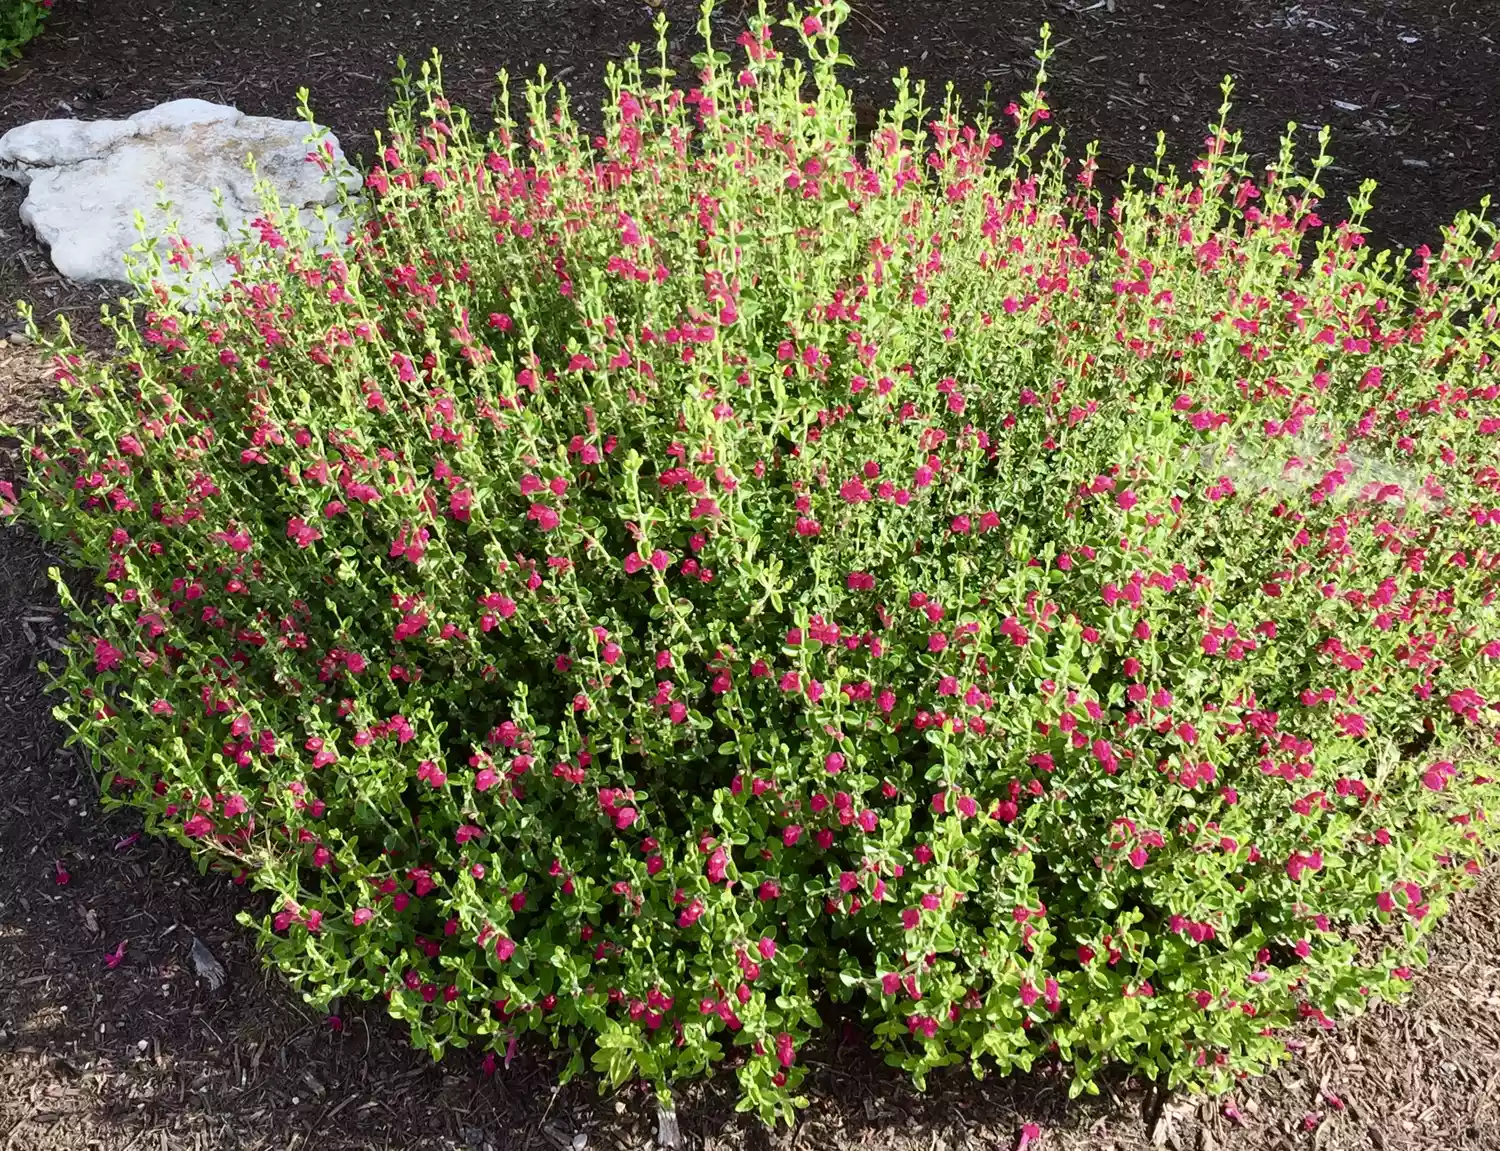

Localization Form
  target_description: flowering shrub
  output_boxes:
[8,1,1500,1124]
[0,0,50,63]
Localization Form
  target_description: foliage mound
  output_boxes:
[8,2,1500,1123]
[0,0,49,63]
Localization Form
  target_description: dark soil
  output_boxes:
[2,1,1499,1148]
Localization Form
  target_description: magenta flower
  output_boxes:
[286,517,322,548]
[774,1031,796,1068]
[706,847,729,883]
[183,814,214,838]
[527,503,560,531]
[1286,849,1324,882]
[1334,712,1368,739]
[93,636,124,672]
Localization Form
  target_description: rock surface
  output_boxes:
[0,99,361,287]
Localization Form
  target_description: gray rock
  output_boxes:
[188,934,226,991]
[0,99,362,290]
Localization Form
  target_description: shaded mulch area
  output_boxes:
[3,1,1500,1148]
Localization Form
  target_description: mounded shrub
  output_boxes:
[7,2,1500,1123]
[0,0,50,63]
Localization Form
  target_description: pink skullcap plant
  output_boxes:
[7,0,1500,1128]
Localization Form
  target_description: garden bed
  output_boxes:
[3,2,1500,1149]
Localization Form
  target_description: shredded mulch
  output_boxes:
[0,338,49,426]
[2,1,1499,1148]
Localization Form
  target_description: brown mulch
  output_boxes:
[0,339,49,426]
[2,1,1500,1149]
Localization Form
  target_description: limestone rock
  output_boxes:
[0,99,362,288]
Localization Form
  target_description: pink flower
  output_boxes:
[393,611,428,643]
[213,527,253,552]
[527,503,560,531]
[1422,760,1456,791]
[1016,1122,1042,1151]
[54,860,71,886]
[183,814,214,838]
[1286,849,1324,882]
[1334,712,1368,739]
[495,935,516,961]
[93,636,124,673]
[775,1031,796,1068]
[104,940,128,969]
[352,907,374,926]
[286,517,322,548]
[706,846,729,883]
